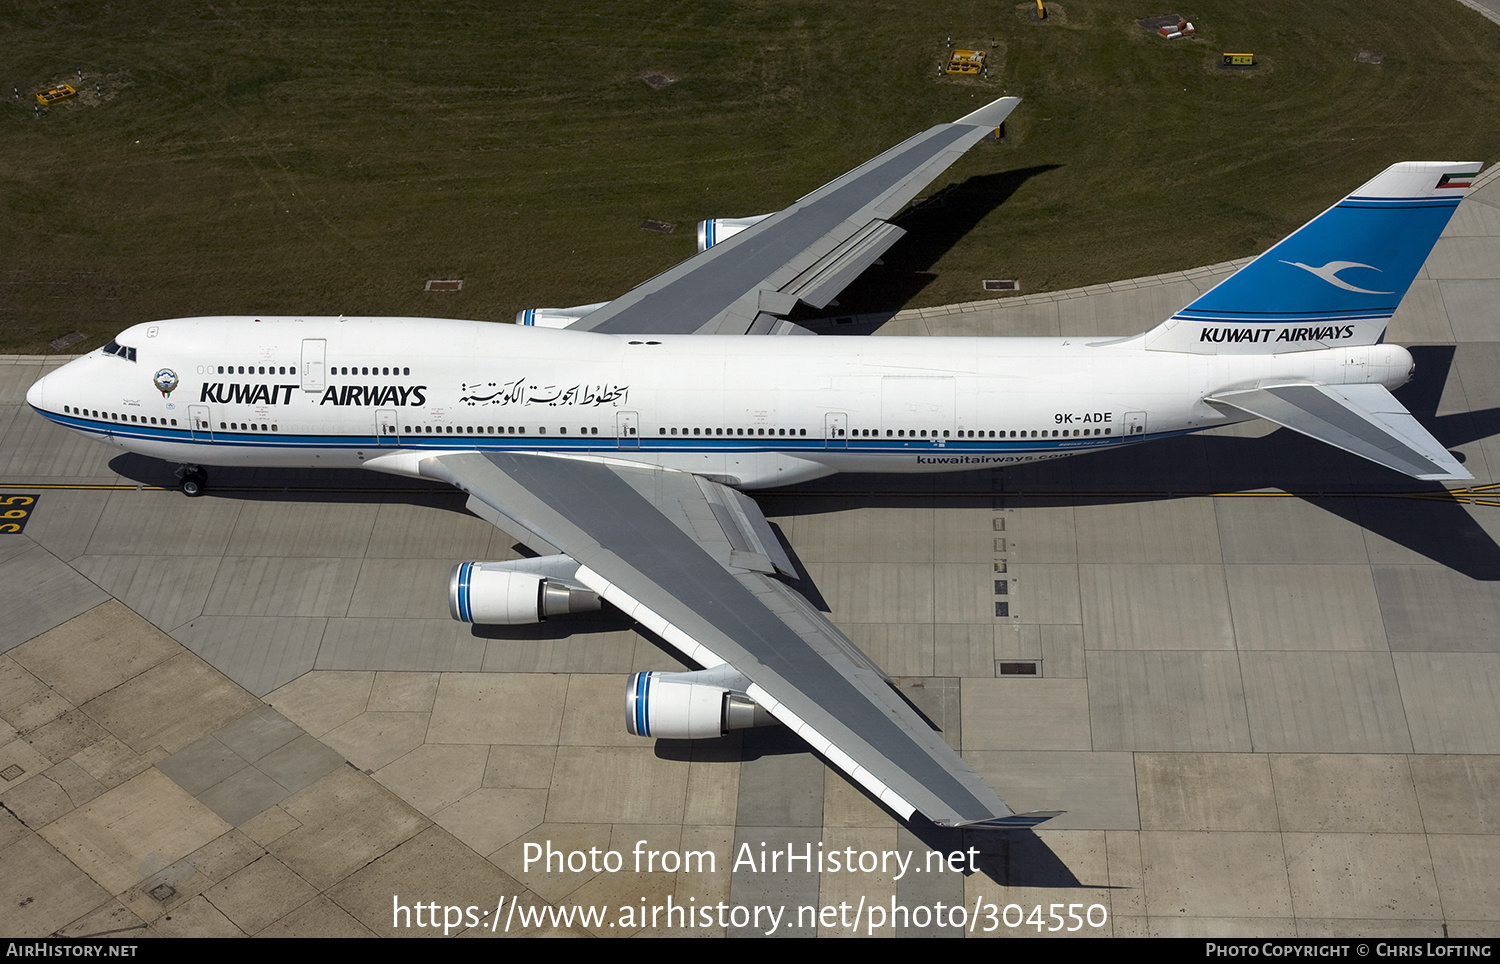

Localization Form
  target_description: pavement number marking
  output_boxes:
[0,494,37,533]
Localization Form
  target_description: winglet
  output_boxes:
[952,810,1064,830]
[955,95,1022,129]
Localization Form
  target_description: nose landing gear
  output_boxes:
[175,465,207,497]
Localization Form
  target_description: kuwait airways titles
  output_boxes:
[198,381,428,407]
[1198,324,1358,344]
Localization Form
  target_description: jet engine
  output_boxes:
[625,670,775,740]
[448,558,601,624]
[696,214,773,252]
[514,302,610,329]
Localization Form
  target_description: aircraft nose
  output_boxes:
[26,371,46,411]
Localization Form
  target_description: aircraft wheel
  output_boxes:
[180,471,206,497]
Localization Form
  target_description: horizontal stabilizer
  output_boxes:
[1208,383,1471,481]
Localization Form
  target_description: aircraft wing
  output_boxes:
[567,96,1021,336]
[421,450,1057,828]
[1208,383,1472,481]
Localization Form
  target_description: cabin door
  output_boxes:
[824,412,848,449]
[376,409,399,445]
[189,405,213,441]
[300,339,326,393]
[617,411,640,450]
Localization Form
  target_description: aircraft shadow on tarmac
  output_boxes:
[652,720,1086,888]
[791,164,1063,329]
[764,346,1500,581]
[108,348,1500,588]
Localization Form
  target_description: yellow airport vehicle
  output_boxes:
[35,83,77,106]
[945,49,986,75]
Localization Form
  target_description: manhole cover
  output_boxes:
[640,71,679,90]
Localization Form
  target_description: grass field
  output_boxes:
[3,1,1500,352]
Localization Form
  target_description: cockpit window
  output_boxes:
[101,339,137,362]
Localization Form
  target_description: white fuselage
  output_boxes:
[27,316,1415,487]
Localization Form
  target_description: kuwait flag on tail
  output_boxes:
[1436,169,1481,189]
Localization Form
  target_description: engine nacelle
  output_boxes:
[696,214,773,252]
[625,670,774,739]
[449,560,601,624]
[514,302,610,329]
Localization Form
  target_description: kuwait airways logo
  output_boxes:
[152,368,179,397]
[1278,260,1393,295]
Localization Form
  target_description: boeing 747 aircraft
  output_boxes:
[25,95,1482,829]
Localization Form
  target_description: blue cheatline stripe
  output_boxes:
[632,672,653,737]
[31,405,1170,457]
[1173,307,1392,322]
[457,562,473,623]
[1342,196,1462,207]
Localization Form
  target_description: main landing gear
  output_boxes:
[175,465,207,497]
